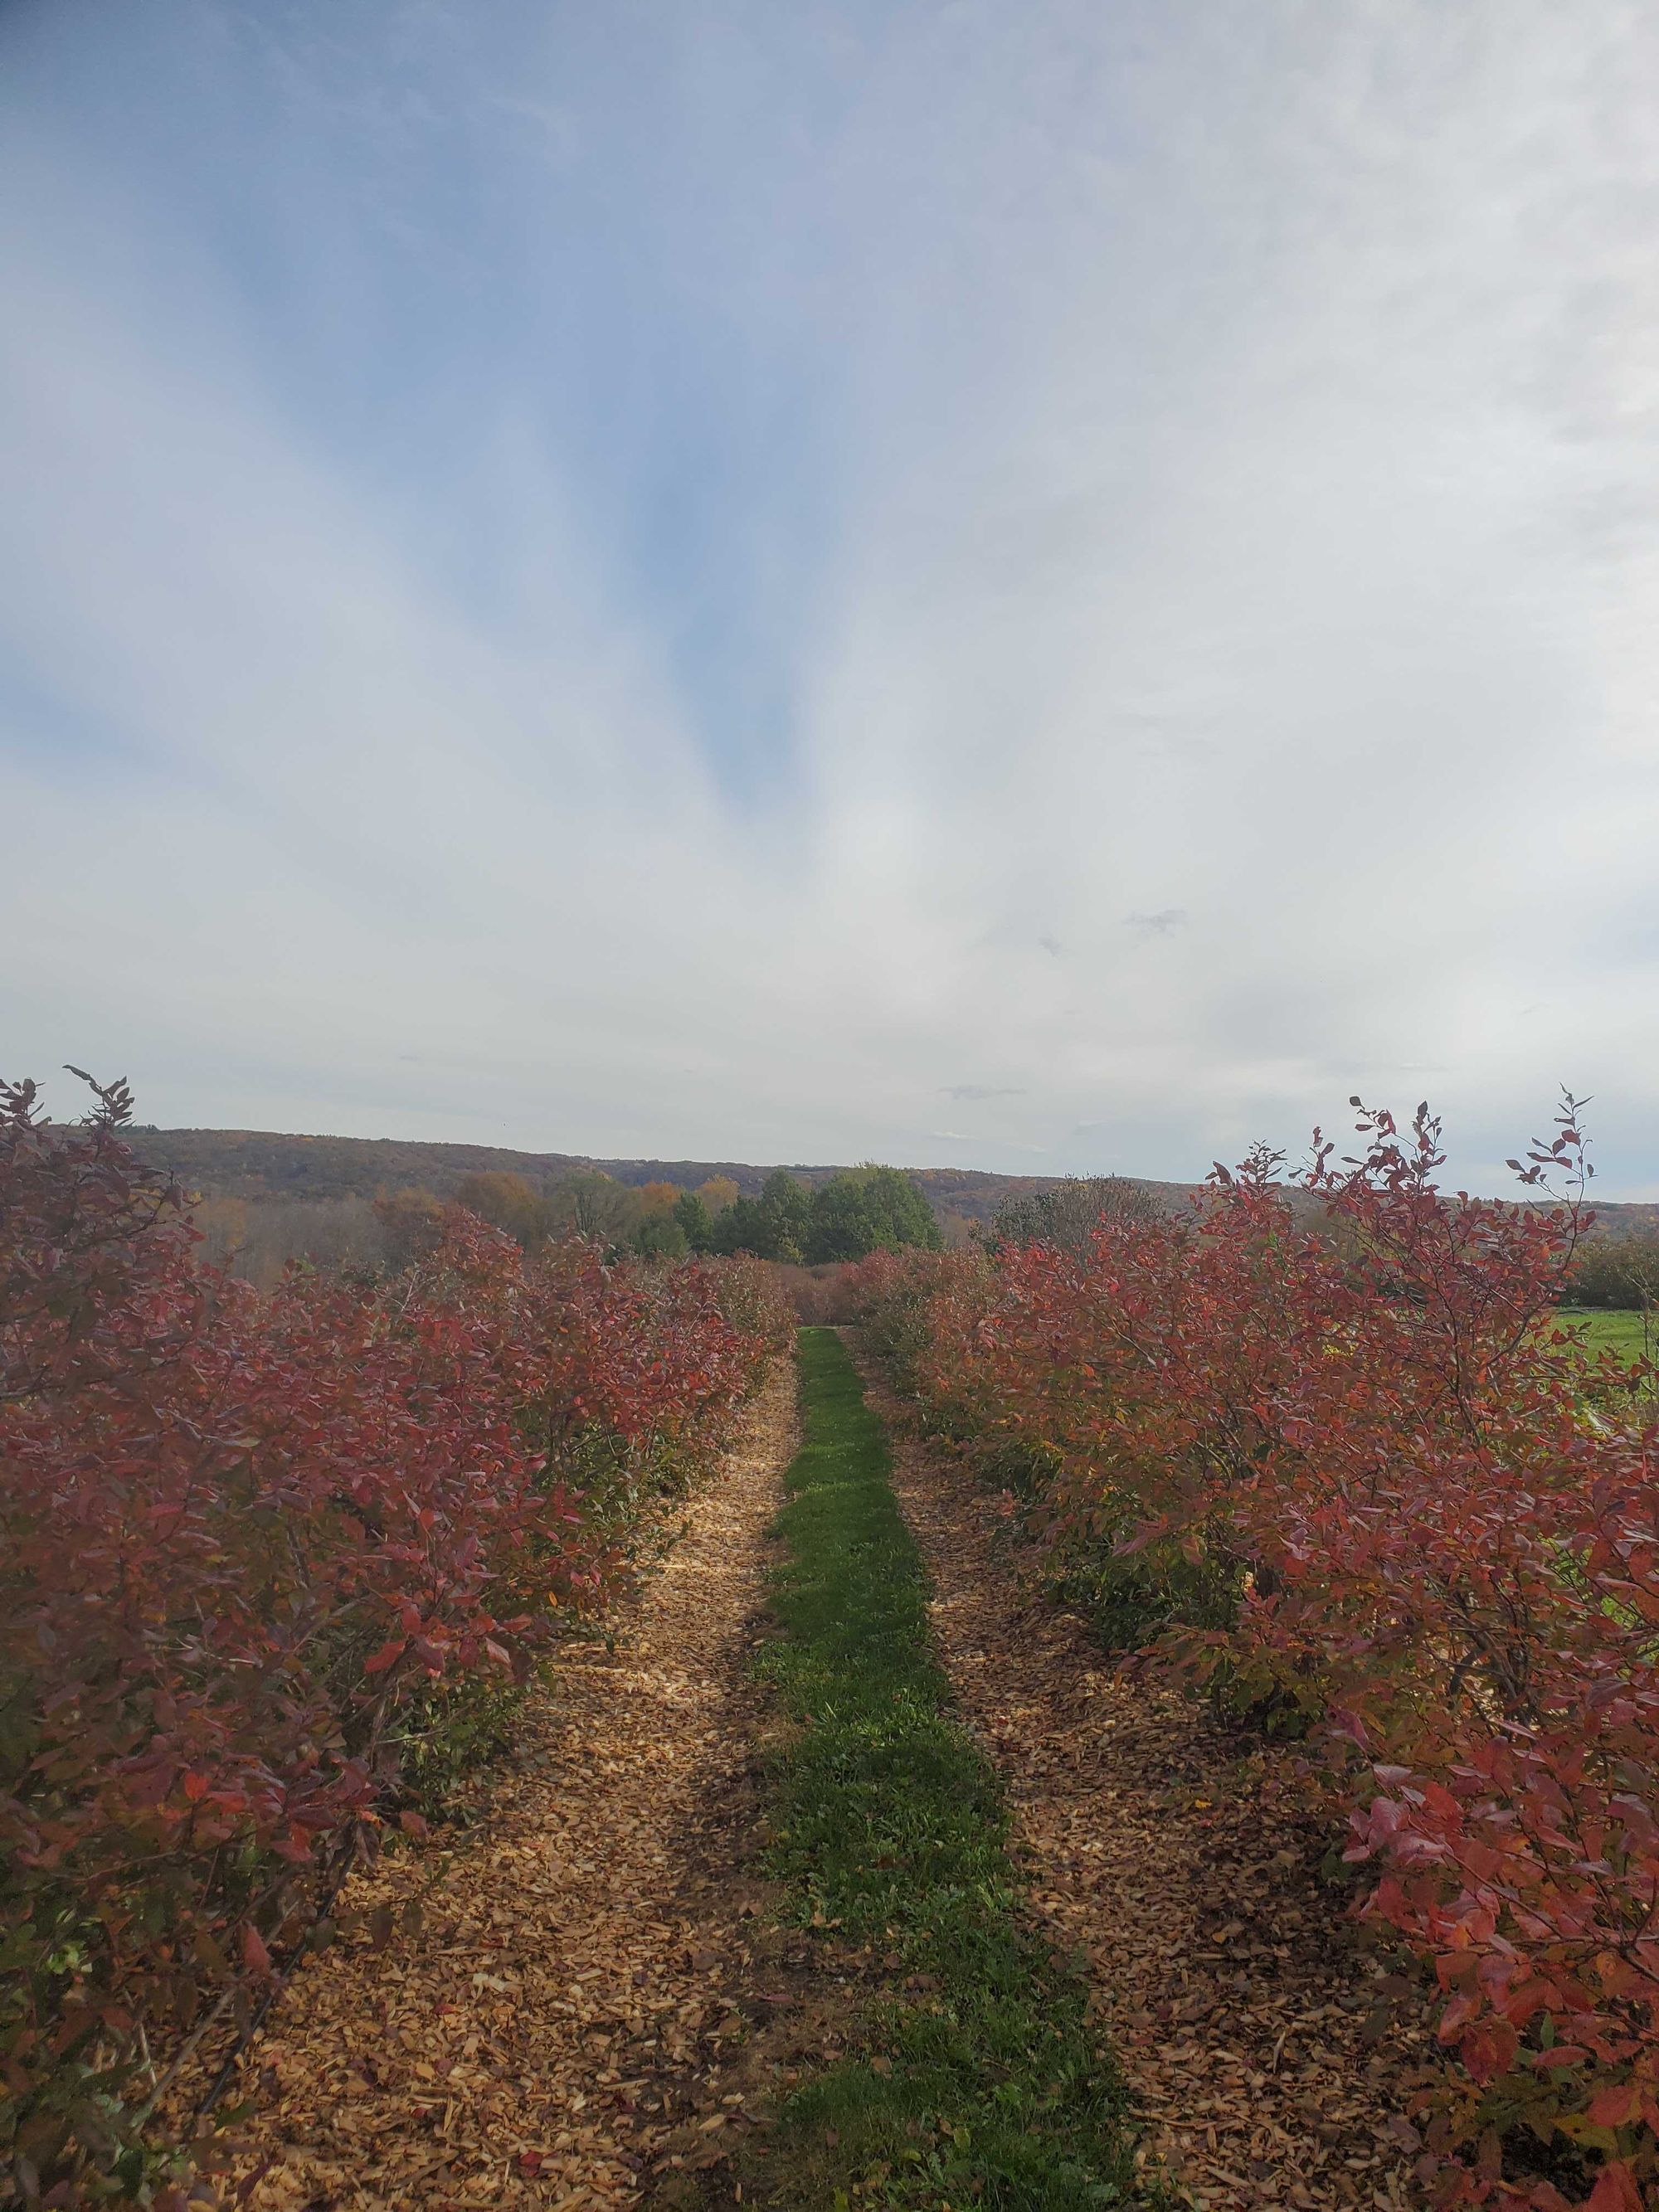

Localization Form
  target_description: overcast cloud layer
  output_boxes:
[4,1,1658,1191]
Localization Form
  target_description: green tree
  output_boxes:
[804,1175,871,1262]
[674,1189,714,1253]
[635,1212,690,1261]
[803,1166,941,1262]
[710,1194,774,1257]
[759,1169,812,1262]
[854,1164,942,1252]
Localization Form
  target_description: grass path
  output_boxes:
[741,1328,1145,2210]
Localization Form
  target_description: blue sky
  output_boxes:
[5,1,1659,1193]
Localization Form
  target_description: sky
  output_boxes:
[3,1,1658,1193]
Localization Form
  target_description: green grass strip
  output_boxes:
[749,1328,1146,2211]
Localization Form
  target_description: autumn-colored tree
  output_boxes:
[544,1170,638,1247]
[984,1173,1157,1255]
[697,1174,740,1213]
[187,1193,251,1268]
[636,1179,682,1218]
[453,1169,544,1247]
[373,1184,448,1266]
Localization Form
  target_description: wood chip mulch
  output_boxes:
[210,1364,800,2212]
[849,1338,1436,2212]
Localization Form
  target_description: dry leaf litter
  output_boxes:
[849,1334,1435,2212]
[209,1363,800,2212]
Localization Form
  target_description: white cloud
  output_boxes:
[3,2,1659,1188]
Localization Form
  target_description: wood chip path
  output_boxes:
[207,1341,1437,2212]
[216,1364,799,2212]
[849,1337,1433,2212]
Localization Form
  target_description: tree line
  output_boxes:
[377,1161,941,1267]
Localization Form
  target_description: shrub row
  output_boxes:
[0,1075,791,2206]
[1566,1235,1659,1312]
[847,1101,1659,2212]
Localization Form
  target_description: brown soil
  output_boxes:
[849,1337,1434,2212]
[212,1364,800,2212]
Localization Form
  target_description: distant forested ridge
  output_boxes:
[124,1125,1107,1285]
[125,1125,1659,1237]
[125,1125,1194,1228]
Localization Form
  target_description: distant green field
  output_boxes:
[1554,1307,1658,1365]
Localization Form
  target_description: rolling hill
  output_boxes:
[123,1125,1197,1237]
[121,1125,1659,1239]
